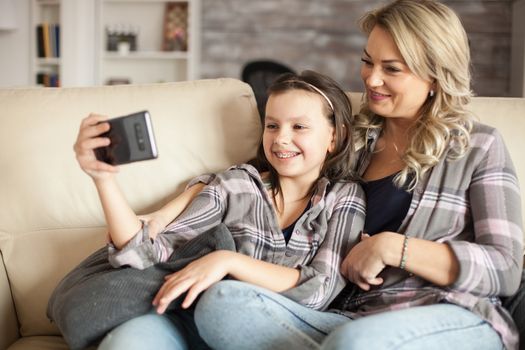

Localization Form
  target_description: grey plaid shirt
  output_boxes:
[109,164,366,311]
[331,121,523,350]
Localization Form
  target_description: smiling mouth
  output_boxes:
[274,151,300,159]
[370,90,390,97]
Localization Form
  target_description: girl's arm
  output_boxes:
[74,114,141,249]
[108,177,225,269]
[139,183,205,239]
[153,250,301,313]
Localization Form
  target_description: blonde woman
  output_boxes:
[188,1,523,349]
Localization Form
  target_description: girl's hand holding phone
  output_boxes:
[74,113,120,180]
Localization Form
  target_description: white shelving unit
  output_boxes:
[30,0,61,86]
[95,0,201,85]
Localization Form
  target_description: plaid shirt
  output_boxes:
[331,121,523,350]
[109,164,366,310]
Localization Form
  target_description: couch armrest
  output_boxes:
[0,249,19,349]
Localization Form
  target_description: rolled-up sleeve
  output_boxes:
[108,174,226,270]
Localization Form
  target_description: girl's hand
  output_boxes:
[152,250,234,314]
[341,232,391,290]
[73,113,119,180]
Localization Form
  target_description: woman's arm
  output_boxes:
[341,232,459,289]
[448,129,523,296]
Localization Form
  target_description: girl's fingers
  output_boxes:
[153,272,182,306]
[81,113,109,127]
[156,278,195,314]
[181,281,208,309]
[77,136,110,153]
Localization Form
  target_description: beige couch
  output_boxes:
[0,79,524,350]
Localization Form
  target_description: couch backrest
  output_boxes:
[0,79,261,338]
[348,93,525,226]
[0,82,523,342]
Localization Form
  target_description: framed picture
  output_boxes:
[162,2,188,51]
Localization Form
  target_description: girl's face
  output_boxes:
[263,90,335,184]
[360,25,432,121]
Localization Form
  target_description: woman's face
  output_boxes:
[360,25,432,121]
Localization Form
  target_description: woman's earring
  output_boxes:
[429,90,435,98]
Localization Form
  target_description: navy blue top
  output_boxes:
[282,202,311,243]
[362,173,412,236]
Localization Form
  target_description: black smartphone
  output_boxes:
[94,110,158,165]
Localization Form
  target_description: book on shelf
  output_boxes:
[36,23,60,58]
[36,72,60,87]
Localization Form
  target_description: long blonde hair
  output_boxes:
[355,0,473,190]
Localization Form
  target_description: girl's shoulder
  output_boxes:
[325,180,366,203]
[214,163,263,185]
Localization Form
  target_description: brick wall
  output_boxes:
[200,0,512,97]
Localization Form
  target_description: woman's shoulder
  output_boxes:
[468,120,506,149]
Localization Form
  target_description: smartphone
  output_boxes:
[94,110,158,165]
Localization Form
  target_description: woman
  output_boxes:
[190,1,523,349]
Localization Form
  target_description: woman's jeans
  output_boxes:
[98,280,503,350]
[195,280,503,350]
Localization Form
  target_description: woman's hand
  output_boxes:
[153,250,235,314]
[73,113,119,181]
[341,232,401,290]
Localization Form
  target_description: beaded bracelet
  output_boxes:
[399,235,409,270]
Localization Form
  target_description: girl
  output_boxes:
[73,70,366,349]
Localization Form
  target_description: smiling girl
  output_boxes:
[73,70,366,349]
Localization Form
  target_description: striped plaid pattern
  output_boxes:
[109,164,366,310]
[333,121,523,350]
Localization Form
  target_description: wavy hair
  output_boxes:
[355,0,473,190]
[254,70,357,203]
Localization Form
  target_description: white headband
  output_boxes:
[304,82,335,112]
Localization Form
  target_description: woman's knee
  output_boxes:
[321,305,503,350]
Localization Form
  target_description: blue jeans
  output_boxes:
[194,280,503,350]
[97,309,209,350]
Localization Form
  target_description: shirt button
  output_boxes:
[285,251,293,257]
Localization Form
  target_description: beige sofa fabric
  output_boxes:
[0,79,261,349]
[0,81,523,350]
